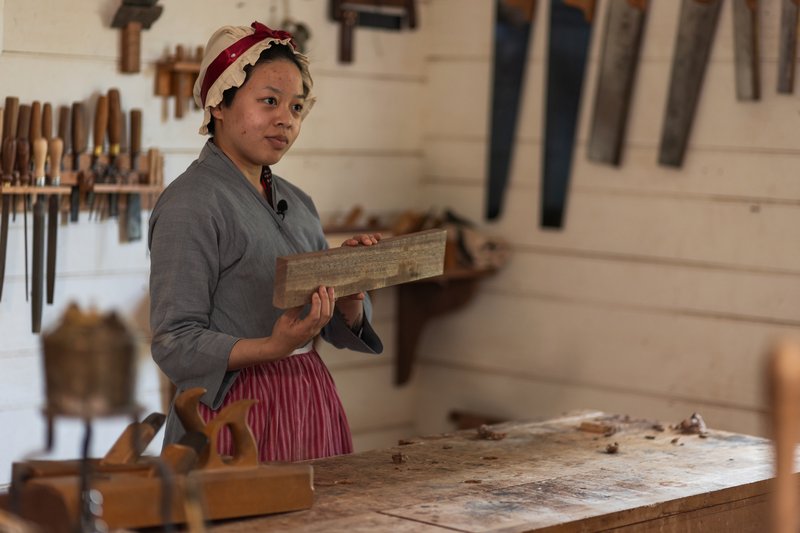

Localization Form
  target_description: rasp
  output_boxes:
[777,0,799,94]
[541,0,596,228]
[587,0,648,166]
[31,138,47,333]
[732,0,760,100]
[658,0,723,168]
[486,0,537,220]
[46,138,63,305]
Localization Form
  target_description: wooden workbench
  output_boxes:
[209,410,776,532]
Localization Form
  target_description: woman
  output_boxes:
[149,21,383,462]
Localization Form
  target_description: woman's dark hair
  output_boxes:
[208,44,306,135]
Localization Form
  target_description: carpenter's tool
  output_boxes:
[587,0,648,166]
[111,0,163,73]
[70,102,87,222]
[106,88,123,218]
[84,95,108,220]
[732,0,759,101]
[658,0,723,167]
[541,0,596,228]
[0,138,16,302]
[15,105,32,299]
[46,138,63,305]
[486,0,537,220]
[126,108,143,241]
[777,0,798,94]
[31,138,47,333]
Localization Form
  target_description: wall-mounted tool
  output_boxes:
[329,0,417,63]
[111,0,164,74]
[155,45,202,119]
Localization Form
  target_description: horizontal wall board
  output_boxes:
[485,249,800,325]
[422,183,800,274]
[414,291,788,411]
[425,138,800,203]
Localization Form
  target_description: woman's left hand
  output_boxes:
[336,233,381,326]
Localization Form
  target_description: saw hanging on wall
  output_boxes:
[541,0,596,229]
[485,0,537,221]
[658,0,723,168]
[587,0,649,167]
[329,0,418,63]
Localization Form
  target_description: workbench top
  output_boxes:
[211,410,775,532]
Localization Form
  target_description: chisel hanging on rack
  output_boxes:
[31,138,47,333]
[658,0,723,168]
[47,138,63,305]
[587,0,648,166]
[541,0,596,228]
[485,0,537,221]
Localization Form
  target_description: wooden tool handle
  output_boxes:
[564,0,596,22]
[107,88,122,155]
[0,108,4,150]
[1,138,16,181]
[93,95,108,156]
[33,138,47,182]
[2,97,19,142]
[29,101,42,141]
[16,104,31,141]
[16,140,30,185]
[130,108,142,156]
[48,138,63,184]
[42,103,53,141]
[57,105,70,154]
[71,102,87,155]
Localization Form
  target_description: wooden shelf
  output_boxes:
[92,184,162,194]
[0,185,72,195]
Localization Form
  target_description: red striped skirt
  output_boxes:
[197,349,353,462]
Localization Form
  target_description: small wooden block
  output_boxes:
[273,228,447,308]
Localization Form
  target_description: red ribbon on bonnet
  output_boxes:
[200,21,297,107]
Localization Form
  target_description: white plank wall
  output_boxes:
[0,0,426,485]
[417,0,799,439]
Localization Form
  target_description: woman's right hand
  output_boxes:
[271,285,335,356]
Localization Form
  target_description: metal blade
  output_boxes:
[587,0,648,166]
[541,0,595,228]
[658,0,723,168]
[732,0,760,101]
[486,0,536,220]
[777,0,798,94]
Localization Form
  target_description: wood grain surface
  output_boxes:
[273,229,446,308]
[211,411,779,532]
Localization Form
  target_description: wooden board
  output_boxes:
[273,228,446,308]
[208,411,783,532]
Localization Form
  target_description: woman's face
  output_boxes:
[211,58,306,172]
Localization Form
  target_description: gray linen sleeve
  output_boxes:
[323,291,383,354]
[149,197,239,408]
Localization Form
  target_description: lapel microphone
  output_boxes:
[276,199,288,220]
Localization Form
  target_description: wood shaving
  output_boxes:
[652,423,665,432]
[463,479,482,484]
[442,444,453,450]
[398,439,416,446]
[392,453,407,464]
[477,424,507,440]
[579,421,618,436]
[645,435,656,440]
[677,412,708,436]
[481,456,498,460]
[605,442,619,454]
